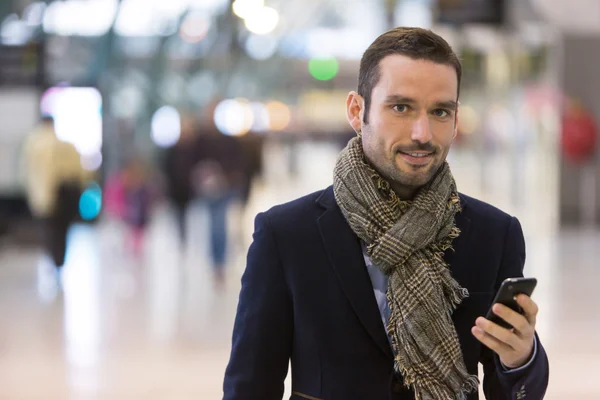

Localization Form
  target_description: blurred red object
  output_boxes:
[561,100,598,163]
[103,173,127,218]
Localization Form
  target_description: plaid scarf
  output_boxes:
[333,137,479,400]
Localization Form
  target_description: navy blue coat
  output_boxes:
[224,186,549,400]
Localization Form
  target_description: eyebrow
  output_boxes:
[435,100,459,111]
[384,95,458,111]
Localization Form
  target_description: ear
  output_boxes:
[346,91,364,134]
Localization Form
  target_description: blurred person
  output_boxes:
[192,112,245,287]
[22,115,91,274]
[104,157,156,257]
[164,113,202,248]
[224,28,549,400]
[561,97,598,163]
[237,132,264,208]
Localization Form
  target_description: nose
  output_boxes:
[410,114,433,143]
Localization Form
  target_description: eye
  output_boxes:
[393,104,409,113]
[433,109,450,118]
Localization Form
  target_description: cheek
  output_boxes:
[371,113,409,145]
[362,129,390,164]
[377,111,404,130]
[431,122,456,145]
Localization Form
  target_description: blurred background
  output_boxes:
[0,0,599,399]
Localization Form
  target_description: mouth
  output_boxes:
[397,151,434,166]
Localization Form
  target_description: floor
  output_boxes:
[1,142,599,399]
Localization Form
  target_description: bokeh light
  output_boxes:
[80,151,103,171]
[79,182,102,221]
[244,7,279,35]
[214,99,254,136]
[245,34,278,60]
[265,101,291,131]
[43,0,118,36]
[49,87,103,156]
[232,0,264,19]
[250,102,270,132]
[40,87,62,116]
[151,106,181,148]
[458,105,480,135]
[309,57,339,81]
[179,12,210,43]
[23,2,47,26]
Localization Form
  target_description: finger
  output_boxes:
[475,317,519,349]
[492,303,532,336]
[472,326,513,355]
[516,295,538,325]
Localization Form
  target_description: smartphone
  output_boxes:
[485,277,537,329]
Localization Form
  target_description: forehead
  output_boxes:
[373,54,458,101]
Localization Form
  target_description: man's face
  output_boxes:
[346,55,459,194]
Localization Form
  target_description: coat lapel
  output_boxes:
[316,187,393,359]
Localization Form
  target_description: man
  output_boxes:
[223,27,549,400]
[22,116,90,273]
[191,113,245,286]
[164,113,201,248]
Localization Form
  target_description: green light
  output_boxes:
[309,58,339,81]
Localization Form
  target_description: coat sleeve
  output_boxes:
[481,217,550,399]
[223,212,293,400]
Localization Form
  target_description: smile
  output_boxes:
[398,151,434,166]
[402,152,432,158]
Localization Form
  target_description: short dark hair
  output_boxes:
[358,27,462,124]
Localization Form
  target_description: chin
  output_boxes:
[403,176,432,188]
[393,165,437,187]
[390,172,428,188]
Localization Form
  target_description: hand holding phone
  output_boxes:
[485,277,537,329]
[473,277,539,369]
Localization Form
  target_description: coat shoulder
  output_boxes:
[460,193,514,222]
[459,193,518,237]
[261,188,328,228]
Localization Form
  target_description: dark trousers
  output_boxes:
[174,197,228,267]
[174,201,188,246]
[205,191,240,269]
[44,183,80,268]
[207,196,229,268]
[175,193,237,268]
